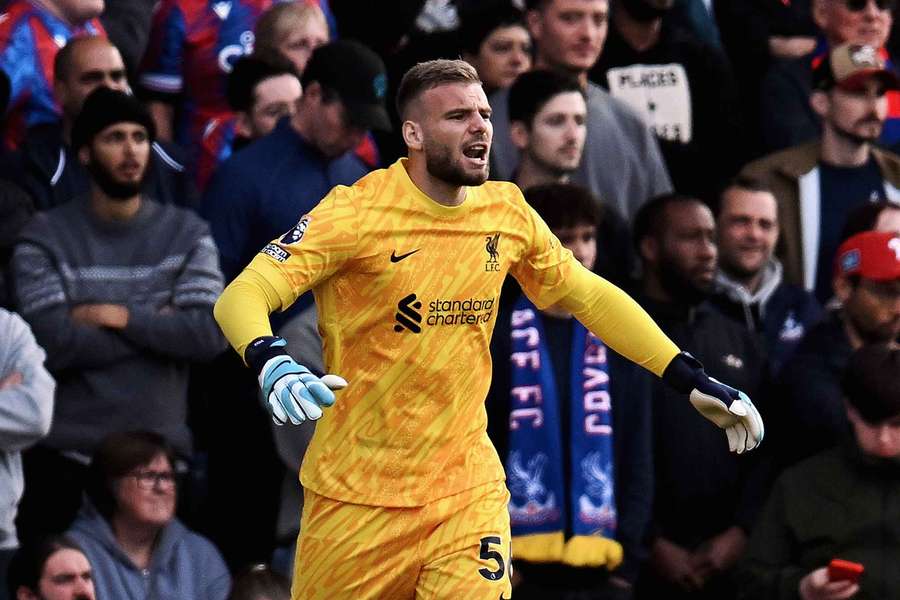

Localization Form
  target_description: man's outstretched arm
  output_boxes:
[510,194,763,453]
[555,262,764,453]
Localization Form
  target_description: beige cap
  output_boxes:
[813,43,900,91]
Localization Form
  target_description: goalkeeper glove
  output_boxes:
[245,336,347,425]
[663,352,764,454]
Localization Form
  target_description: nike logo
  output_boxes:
[390,249,419,263]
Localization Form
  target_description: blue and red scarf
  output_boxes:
[505,295,622,567]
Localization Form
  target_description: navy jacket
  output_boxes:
[772,310,854,469]
[713,284,821,375]
[201,117,368,283]
[712,263,822,375]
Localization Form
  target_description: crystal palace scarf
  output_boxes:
[505,295,622,567]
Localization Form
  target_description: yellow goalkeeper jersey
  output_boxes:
[216,159,680,507]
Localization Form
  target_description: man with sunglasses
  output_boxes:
[761,0,899,151]
[744,43,900,301]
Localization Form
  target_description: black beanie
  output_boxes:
[72,87,156,150]
[842,344,900,423]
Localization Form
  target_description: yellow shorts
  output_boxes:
[292,481,512,600]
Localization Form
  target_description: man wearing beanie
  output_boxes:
[9,87,227,540]
[18,36,194,211]
[740,343,900,600]
[774,230,900,467]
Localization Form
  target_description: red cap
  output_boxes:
[834,231,900,281]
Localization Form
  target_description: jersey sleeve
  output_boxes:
[214,186,360,358]
[138,0,185,97]
[508,200,580,309]
[556,264,680,377]
[248,185,361,307]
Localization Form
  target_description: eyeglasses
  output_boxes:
[129,470,176,490]
[844,0,894,12]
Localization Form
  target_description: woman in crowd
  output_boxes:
[459,3,532,95]
[254,2,330,75]
[68,431,230,600]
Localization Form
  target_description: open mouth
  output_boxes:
[463,142,488,162]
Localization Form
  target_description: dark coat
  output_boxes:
[711,271,822,375]
[739,444,900,600]
[637,297,769,546]
[771,310,854,468]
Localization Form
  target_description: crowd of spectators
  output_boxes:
[0,0,899,599]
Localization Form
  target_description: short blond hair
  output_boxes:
[396,59,482,119]
[254,3,328,57]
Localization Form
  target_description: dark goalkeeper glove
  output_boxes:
[663,352,764,454]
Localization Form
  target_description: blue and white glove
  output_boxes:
[245,336,347,425]
[663,352,764,454]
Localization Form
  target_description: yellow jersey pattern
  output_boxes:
[293,481,512,599]
[221,158,681,507]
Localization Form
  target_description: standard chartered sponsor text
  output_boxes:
[426,297,495,326]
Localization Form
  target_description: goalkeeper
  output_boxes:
[214,59,763,600]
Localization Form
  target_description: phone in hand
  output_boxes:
[828,559,864,584]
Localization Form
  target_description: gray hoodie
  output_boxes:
[713,258,823,374]
[0,308,54,549]
[715,259,785,329]
[68,504,230,600]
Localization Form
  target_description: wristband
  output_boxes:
[244,335,289,373]
[662,351,705,394]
